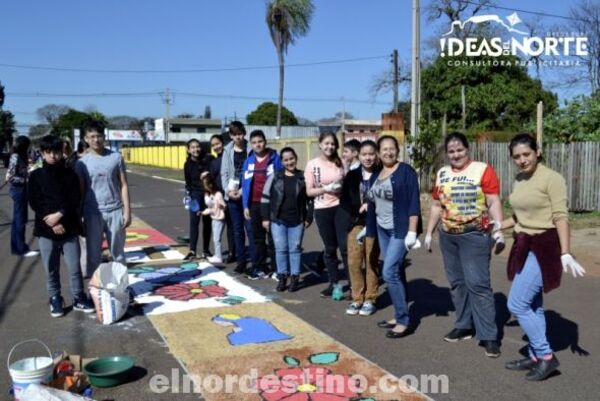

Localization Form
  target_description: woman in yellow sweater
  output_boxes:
[497,133,586,381]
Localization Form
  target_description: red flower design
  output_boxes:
[256,366,360,401]
[153,282,228,301]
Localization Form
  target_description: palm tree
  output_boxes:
[266,0,314,137]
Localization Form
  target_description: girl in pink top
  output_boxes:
[305,132,347,299]
[201,173,227,264]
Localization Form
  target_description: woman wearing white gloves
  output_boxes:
[497,133,585,381]
[424,132,503,358]
[366,135,422,338]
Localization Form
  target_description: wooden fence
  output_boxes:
[419,142,600,212]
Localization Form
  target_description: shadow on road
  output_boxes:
[0,238,38,324]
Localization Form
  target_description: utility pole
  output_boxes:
[410,0,421,139]
[162,88,173,143]
[461,85,466,131]
[536,101,544,151]
[392,49,399,113]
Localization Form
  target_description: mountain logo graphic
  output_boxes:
[443,12,528,37]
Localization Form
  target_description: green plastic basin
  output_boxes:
[83,356,135,388]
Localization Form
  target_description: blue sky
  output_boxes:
[0,0,587,133]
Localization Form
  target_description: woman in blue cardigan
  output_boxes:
[367,135,422,338]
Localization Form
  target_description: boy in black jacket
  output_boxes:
[29,135,94,318]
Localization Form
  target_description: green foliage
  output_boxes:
[0,81,5,109]
[51,109,107,139]
[408,119,443,179]
[0,110,16,150]
[246,102,298,126]
[266,0,314,54]
[421,51,558,133]
[532,92,600,143]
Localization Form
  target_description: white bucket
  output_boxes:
[7,339,54,401]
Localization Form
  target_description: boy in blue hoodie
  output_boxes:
[241,130,283,279]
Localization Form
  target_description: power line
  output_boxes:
[0,55,387,74]
[460,0,585,23]
[6,90,391,105]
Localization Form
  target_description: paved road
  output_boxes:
[1,168,597,401]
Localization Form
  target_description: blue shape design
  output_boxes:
[212,316,292,346]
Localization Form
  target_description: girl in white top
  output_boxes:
[201,172,227,264]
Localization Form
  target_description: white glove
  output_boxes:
[356,227,367,245]
[491,230,505,255]
[560,254,586,278]
[323,182,342,193]
[404,231,417,251]
[424,233,432,252]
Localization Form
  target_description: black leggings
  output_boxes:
[189,190,211,253]
[314,206,349,284]
[249,202,276,273]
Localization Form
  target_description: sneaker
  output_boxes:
[49,295,65,318]
[525,355,559,381]
[271,272,279,281]
[320,285,333,298]
[246,269,266,280]
[505,357,538,371]
[288,275,300,292]
[345,302,362,315]
[202,250,213,258]
[183,251,196,261]
[359,301,376,316]
[332,284,345,301]
[73,295,95,313]
[226,254,237,264]
[276,275,288,292]
[482,340,501,358]
[23,250,40,257]
[444,328,475,342]
[234,263,246,274]
[207,256,223,264]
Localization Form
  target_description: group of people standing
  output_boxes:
[5,120,131,319]
[4,118,586,382]
[182,121,585,381]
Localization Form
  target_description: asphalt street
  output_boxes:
[1,168,598,401]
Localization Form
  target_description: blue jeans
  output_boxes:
[84,208,126,276]
[508,252,552,358]
[38,236,84,299]
[9,185,30,255]
[271,221,304,276]
[439,230,498,341]
[377,226,410,326]
[228,200,255,264]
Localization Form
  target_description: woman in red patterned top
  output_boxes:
[424,132,504,358]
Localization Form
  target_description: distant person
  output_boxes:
[241,130,283,279]
[29,135,95,317]
[424,132,503,357]
[183,139,209,261]
[221,121,253,274]
[201,172,227,264]
[75,120,131,276]
[261,147,313,292]
[497,133,586,381]
[340,140,380,316]
[305,132,346,300]
[342,139,361,172]
[5,135,38,257]
[367,135,421,339]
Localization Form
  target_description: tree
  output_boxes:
[421,52,558,134]
[266,0,314,137]
[28,124,51,139]
[0,81,5,109]
[203,105,212,119]
[0,110,16,151]
[108,115,142,130]
[175,113,194,119]
[36,104,70,125]
[246,101,298,125]
[569,0,600,92]
[426,0,499,39]
[369,60,411,105]
[52,109,107,139]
